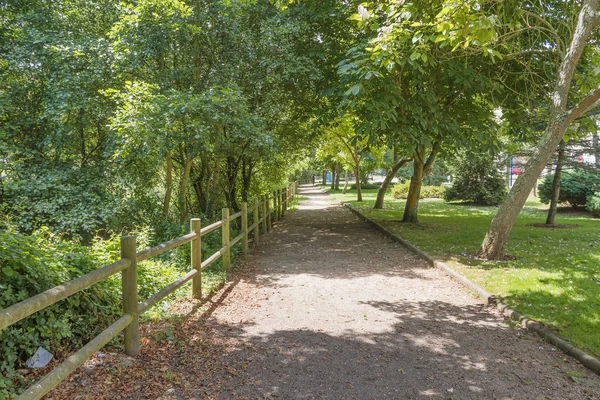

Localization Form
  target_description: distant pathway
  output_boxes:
[54,185,600,399]
[198,185,599,399]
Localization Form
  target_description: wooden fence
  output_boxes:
[0,182,299,400]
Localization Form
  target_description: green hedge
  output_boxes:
[538,170,600,208]
[391,181,446,199]
[350,183,381,190]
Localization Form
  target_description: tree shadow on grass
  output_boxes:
[500,273,600,357]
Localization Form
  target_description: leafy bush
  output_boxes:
[538,171,600,208]
[350,182,380,190]
[3,164,160,242]
[0,228,183,397]
[391,181,411,198]
[391,181,445,199]
[444,152,507,205]
[421,184,446,198]
[586,192,600,217]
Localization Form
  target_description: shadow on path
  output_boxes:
[53,185,600,400]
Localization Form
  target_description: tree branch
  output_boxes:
[567,86,600,124]
[423,142,440,175]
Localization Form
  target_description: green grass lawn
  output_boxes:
[323,185,600,358]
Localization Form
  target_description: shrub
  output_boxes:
[391,181,445,199]
[391,181,411,199]
[0,228,183,397]
[350,182,381,190]
[444,152,507,205]
[538,170,600,208]
[421,184,446,198]
[586,192,600,217]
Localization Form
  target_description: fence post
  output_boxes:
[266,195,271,231]
[121,236,140,356]
[241,202,249,254]
[254,199,260,243]
[277,189,281,220]
[281,188,286,218]
[222,208,230,274]
[263,195,269,233]
[272,191,278,223]
[191,218,202,299]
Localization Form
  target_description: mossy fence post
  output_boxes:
[262,195,268,233]
[222,208,230,273]
[273,190,279,223]
[241,202,249,254]
[253,198,260,243]
[191,218,202,299]
[266,195,272,230]
[121,236,140,356]
[281,188,286,217]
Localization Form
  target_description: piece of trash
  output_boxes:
[448,388,454,393]
[98,353,107,358]
[26,347,53,368]
[162,301,170,313]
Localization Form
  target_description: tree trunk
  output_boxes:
[478,0,599,260]
[241,157,253,203]
[224,155,241,212]
[593,132,599,168]
[322,170,326,186]
[402,155,424,223]
[330,165,336,190]
[402,143,439,223]
[334,163,341,190]
[342,170,349,194]
[546,140,566,225]
[354,165,362,202]
[206,154,221,218]
[374,158,411,210]
[163,151,173,217]
[179,156,193,223]
[192,156,208,213]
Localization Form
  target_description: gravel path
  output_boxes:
[49,185,600,399]
[198,185,600,399]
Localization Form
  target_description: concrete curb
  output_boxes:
[343,204,600,375]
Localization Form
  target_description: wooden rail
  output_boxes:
[1,181,299,400]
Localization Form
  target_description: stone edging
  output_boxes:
[343,204,600,375]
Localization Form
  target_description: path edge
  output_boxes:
[343,204,600,375]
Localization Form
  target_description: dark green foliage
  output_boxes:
[391,181,445,199]
[443,153,506,206]
[587,192,600,217]
[538,171,600,208]
[396,163,449,186]
[0,228,182,396]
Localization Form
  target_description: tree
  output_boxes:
[478,0,600,259]
[338,0,501,222]
[444,151,507,206]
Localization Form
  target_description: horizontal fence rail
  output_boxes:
[1,181,299,400]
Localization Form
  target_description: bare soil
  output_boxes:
[49,185,600,399]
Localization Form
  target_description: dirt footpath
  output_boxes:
[197,186,599,399]
[51,185,600,400]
